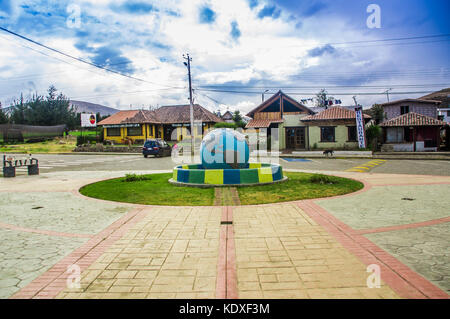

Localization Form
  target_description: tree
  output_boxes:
[315,89,334,109]
[9,86,78,129]
[232,110,246,128]
[366,124,382,151]
[367,104,385,124]
[0,102,9,124]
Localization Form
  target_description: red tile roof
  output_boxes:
[97,110,140,125]
[302,106,371,121]
[245,119,284,128]
[380,112,446,127]
[98,104,222,125]
[154,104,222,123]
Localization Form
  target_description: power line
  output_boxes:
[0,26,183,90]
[195,88,437,96]
[327,33,450,46]
[197,83,450,89]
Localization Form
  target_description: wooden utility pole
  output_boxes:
[183,53,194,156]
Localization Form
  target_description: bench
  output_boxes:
[2,155,39,178]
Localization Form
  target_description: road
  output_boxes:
[4,153,450,176]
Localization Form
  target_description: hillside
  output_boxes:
[70,100,119,116]
[420,88,450,108]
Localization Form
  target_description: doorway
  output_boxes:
[285,127,306,149]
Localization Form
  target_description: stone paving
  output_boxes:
[233,203,399,299]
[0,229,87,299]
[0,168,449,299]
[365,223,450,294]
[317,184,450,229]
[57,206,221,299]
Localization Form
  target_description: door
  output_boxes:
[285,127,305,149]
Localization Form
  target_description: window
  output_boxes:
[106,127,121,136]
[400,105,409,115]
[347,126,357,142]
[320,127,335,142]
[386,127,404,143]
[127,125,142,136]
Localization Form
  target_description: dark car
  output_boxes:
[142,139,172,158]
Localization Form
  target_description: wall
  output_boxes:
[103,124,155,144]
[383,102,438,120]
[308,125,359,150]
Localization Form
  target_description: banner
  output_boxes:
[354,106,366,148]
[81,113,97,127]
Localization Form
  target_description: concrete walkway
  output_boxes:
[1,169,448,299]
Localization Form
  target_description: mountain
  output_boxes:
[420,88,450,108]
[70,100,119,116]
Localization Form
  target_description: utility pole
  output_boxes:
[383,88,392,102]
[262,89,269,102]
[183,53,194,157]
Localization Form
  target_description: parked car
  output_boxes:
[142,139,172,158]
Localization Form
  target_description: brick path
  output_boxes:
[3,170,449,299]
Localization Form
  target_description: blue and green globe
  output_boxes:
[200,128,250,169]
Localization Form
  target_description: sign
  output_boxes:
[103,124,139,128]
[81,113,97,127]
[354,106,366,148]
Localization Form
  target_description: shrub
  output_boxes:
[123,174,151,182]
[214,122,237,129]
[310,174,337,184]
[76,135,98,146]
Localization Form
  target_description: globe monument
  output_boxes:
[170,128,286,187]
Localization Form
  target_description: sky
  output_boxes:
[0,0,449,115]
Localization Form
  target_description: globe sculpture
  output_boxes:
[170,128,286,187]
[200,128,250,169]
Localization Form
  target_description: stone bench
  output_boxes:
[2,155,39,178]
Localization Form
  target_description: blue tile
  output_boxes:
[223,169,241,184]
[177,169,190,183]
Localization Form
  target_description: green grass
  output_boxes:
[79,173,215,206]
[0,138,77,153]
[69,130,98,137]
[79,172,363,206]
[238,172,363,205]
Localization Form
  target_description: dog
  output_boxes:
[323,149,334,157]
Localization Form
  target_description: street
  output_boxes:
[6,153,450,176]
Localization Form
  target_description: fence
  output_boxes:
[0,124,66,143]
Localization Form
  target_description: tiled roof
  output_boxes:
[98,104,222,125]
[302,106,371,121]
[380,98,441,107]
[245,119,284,128]
[97,110,140,125]
[380,112,446,127]
[155,104,222,123]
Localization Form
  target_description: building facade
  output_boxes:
[245,91,370,151]
[98,104,222,144]
[379,98,445,152]
[245,91,315,150]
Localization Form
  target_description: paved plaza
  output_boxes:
[0,154,449,299]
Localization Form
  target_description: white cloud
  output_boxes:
[0,0,446,111]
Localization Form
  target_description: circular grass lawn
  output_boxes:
[79,172,364,206]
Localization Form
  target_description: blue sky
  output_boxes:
[0,0,448,113]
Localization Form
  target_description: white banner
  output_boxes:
[81,113,97,127]
[355,107,366,148]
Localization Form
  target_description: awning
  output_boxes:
[245,119,283,128]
